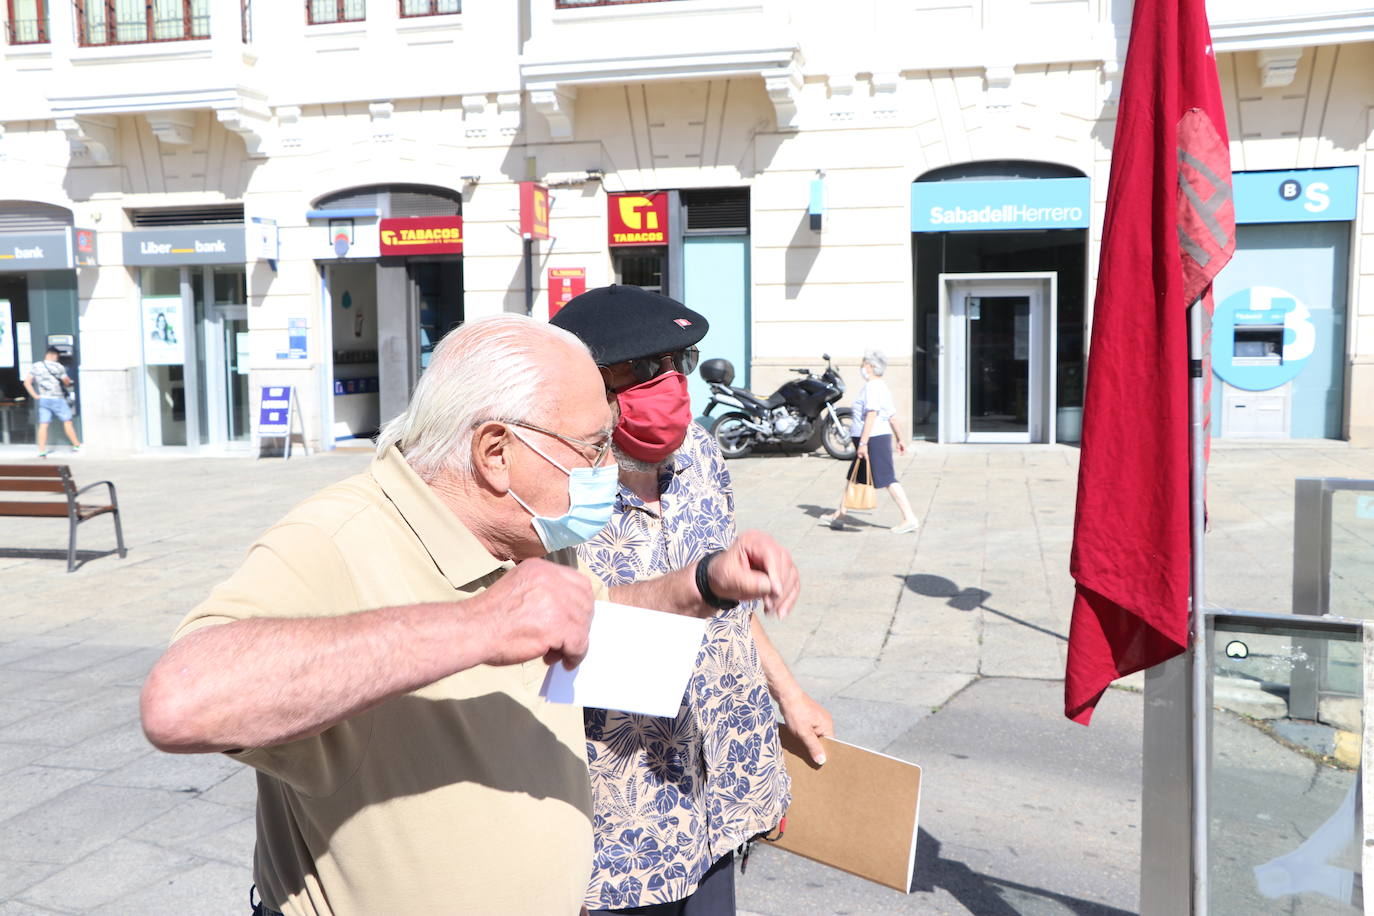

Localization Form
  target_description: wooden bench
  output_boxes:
[0,464,127,572]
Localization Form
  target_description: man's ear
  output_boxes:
[470,421,513,494]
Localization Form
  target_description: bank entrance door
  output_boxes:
[941,273,1056,443]
[142,266,250,448]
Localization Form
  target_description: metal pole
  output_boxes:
[523,238,535,316]
[1187,298,1209,914]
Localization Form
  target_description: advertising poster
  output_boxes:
[287,317,308,360]
[0,300,13,370]
[143,296,184,365]
[548,268,586,318]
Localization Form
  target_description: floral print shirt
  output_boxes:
[577,422,790,909]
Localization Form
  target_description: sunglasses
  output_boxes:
[620,347,700,385]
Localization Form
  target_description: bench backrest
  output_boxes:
[0,464,75,498]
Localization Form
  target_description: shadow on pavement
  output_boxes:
[913,828,1136,916]
[0,546,127,572]
[900,573,1068,642]
[797,503,884,530]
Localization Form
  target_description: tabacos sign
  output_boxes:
[379,216,463,256]
[608,193,668,246]
[520,183,550,240]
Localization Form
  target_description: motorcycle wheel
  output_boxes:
[822,408,857,461]
[713,412,754,459]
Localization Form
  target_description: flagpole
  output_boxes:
[1188,298,1209,914]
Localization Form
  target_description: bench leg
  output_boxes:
[67,516,79,573]
[112,508,127,559]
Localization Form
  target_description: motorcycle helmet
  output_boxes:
[699,358,734,385]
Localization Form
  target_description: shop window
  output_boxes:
[399,0,458,16]
[6,0,48,43]
[614,248,666,295]
[77,0,210,46]
[308,0,365,24]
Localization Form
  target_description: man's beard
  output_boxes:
[613,441,668,474]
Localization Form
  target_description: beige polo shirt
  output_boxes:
[173,446,598,916]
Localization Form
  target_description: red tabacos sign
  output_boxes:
[379,216,463,255]
[608,193,668,246]
[520,183,550,240]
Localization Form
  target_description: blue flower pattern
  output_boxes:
[577,423,790,908]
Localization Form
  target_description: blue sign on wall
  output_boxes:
[1234,167,1358,224]
[912,178,1090,232]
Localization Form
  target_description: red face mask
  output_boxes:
[613,371,693,463]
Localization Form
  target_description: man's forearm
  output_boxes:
[142,600,491,754]
[610,564,710,618]
[751,613,802,702]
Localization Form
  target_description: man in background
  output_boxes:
[23,346,82,457]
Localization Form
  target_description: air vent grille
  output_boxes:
[129,206,245,227]
[683,188,749,231]
[0,202,74,233]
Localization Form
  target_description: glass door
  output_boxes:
[967,295,1031,439]
[943,276,1054,444]
[143,266,248,448]
[211,268,250,444]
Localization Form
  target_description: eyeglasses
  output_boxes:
[504,420,613,468]
[619,346,700,385]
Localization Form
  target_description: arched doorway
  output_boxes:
[910,161,1089,444]
[310,184,464,442]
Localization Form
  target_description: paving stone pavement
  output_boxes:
[2,439,1372,915]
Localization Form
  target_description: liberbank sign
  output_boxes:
[123,228,247,266]
[911,178,1090,232]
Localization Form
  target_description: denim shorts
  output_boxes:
[37,397,72,424]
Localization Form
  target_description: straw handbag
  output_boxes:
[843,459,877,510]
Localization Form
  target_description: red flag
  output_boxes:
[1064,0,1235,724]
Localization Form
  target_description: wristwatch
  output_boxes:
[695,550,740,610]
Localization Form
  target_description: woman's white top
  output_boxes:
[849,376,895,437]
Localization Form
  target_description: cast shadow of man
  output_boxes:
[912,827,1135,916]
[899,573,1068,642]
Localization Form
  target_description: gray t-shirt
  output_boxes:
[29,360,69,399]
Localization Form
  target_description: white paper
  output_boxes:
[540,600,707,718]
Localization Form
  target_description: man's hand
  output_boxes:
[895,437,907,456]
[857,441,869,460]
[779,691,834,766]
[707,530,800,619]
[475,558,595,670]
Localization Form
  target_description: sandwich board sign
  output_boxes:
[257,386,310,459]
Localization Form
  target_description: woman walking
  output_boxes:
[821,350,920,533]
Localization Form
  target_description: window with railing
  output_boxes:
[399,0,457,16]
[307,0,364,23]
[76,0,210,45]
[554,0,681,7]
[7,0,49,43]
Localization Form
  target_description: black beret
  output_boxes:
[551,285,710,366]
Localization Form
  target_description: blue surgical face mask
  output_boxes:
[507,427,619,552]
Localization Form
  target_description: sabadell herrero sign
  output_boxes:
[911,178,1091,232]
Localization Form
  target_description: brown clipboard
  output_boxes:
[773,730,922,893]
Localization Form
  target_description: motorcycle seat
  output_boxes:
[725,386,772,410]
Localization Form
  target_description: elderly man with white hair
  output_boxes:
[822,348,921,533]
[139,316,798,916]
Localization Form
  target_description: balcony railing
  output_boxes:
[399,0,458,16]
[307,0,364,24]
[6,0,49,43]
[554,0,681,7]
[76,0,210,46]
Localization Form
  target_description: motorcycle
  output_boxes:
[701,354,856,460]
